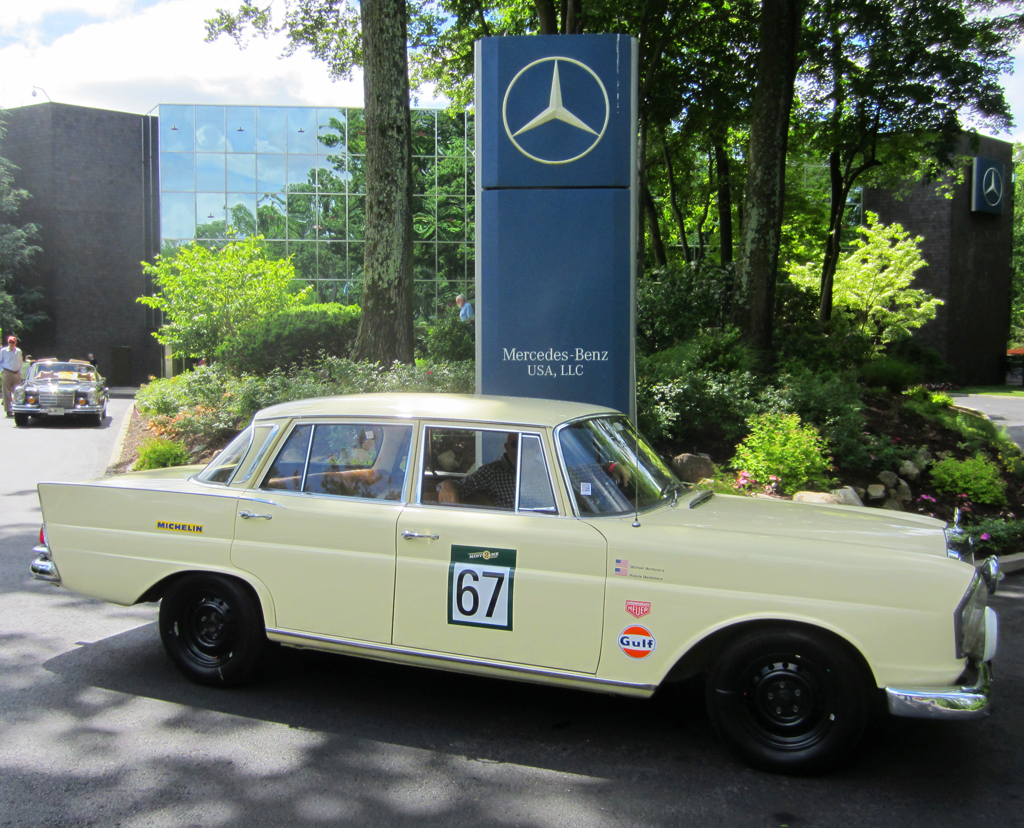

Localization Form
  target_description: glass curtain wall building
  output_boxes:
[153,104,474,322]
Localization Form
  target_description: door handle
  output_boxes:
[402,530,439,540]
[239,510,272,520]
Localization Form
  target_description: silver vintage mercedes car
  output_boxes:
[12,359,108,426]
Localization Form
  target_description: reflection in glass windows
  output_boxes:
[156,104,475,323]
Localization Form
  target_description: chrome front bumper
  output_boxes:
[886,660,993,720]
[30,544,61,584]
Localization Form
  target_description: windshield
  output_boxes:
[29,362,97,382]
[557,415,685,516]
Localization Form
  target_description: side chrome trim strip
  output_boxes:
[886,661,992,720]
[267,627,656,697]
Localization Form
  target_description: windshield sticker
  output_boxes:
[619,625,657,659]
[626,601,651,619]
[581,482,592,495]
[156,521,204,534]
[448,545,517,631]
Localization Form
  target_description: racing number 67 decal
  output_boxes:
[448,545,517,631]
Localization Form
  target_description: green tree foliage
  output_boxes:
[0,112,44,336]
[732,412,834,494]
[138,236,311,361]
[1011,143,1024,346]
[216,303,361,373]
[788,213,942,350]
[798,0,1024,323]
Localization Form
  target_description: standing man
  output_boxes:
[1,335,24,417]
[455,294,474,322]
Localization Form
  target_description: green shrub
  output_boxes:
[962,518,1024,556]
[636,363,769,456]
[216,303,361,374]
[636,262,734,354]
[732,412,835,495]
[929,453,1007,507]
[647,327,758,376]
[136,357,475,444]
[860,357,922,392]
[133,437,191,470]
[425,314,474,362]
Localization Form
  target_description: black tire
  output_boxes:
[706,626,871,774]
[159,573,267,687]
[13,413,28,427]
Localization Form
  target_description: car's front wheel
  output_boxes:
[159,573,267,687]
[705,626,871,774]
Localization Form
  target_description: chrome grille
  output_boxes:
[39,387,74,407]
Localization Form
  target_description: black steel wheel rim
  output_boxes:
[739,655,833,750]
[179,593,236,666]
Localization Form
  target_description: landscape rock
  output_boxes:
[793,492,839,504]
[899,461,921,482]
[914,448,934,469]
[895,479,913,502]
[878,470,898,488]
[867,483,887,500]
[792,487,864,507]
[832,486,865,507]
[672,453,716,483]
[882,498,906,511]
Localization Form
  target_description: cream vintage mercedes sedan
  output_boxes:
[31,393,999,773]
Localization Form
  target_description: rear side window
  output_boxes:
[261,421,412,501]
[195,425,254,484]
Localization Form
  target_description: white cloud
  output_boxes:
[0,0,364,114]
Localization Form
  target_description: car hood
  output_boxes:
[633,491,949,559]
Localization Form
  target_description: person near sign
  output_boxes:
[455,294,474,322]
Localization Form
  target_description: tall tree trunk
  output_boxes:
[662,139,692,262]
[715,144,733,265]
[733,0,802,354]
[535,0,558,34]
[353,0,414,364]
[643,178,668,267]
[818,149,846,323]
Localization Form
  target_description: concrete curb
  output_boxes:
[998,551,1024,574]
[105,401,136,476]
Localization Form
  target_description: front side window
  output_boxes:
[261,421,411,501]
[421,427,556,514]
[557,416,681,516]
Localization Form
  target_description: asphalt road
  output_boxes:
[2,403,1024,827]
[954,393,1024,450]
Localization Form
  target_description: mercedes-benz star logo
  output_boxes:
[982,166,1003,207]
[502,57,609,165]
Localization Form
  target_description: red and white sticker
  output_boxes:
[625,600,651,619]
[619,625,657,659]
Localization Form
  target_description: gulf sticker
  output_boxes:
[619,625,657,659]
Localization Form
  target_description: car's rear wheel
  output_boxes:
[159,573,267,687]
[706,626,870,774]
[13,413,28,427]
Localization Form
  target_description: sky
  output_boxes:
[0,0,1022,142]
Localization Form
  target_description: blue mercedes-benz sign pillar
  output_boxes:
[475,34,638,418]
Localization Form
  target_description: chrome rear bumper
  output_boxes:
[886,660,992,720]
[30,544,61,584]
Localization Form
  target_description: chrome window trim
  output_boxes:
[231,423,280,485]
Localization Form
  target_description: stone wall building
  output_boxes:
[862,134,1015,385]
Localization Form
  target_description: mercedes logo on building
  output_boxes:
[502,57,610,165]
[982,166,1003,207]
